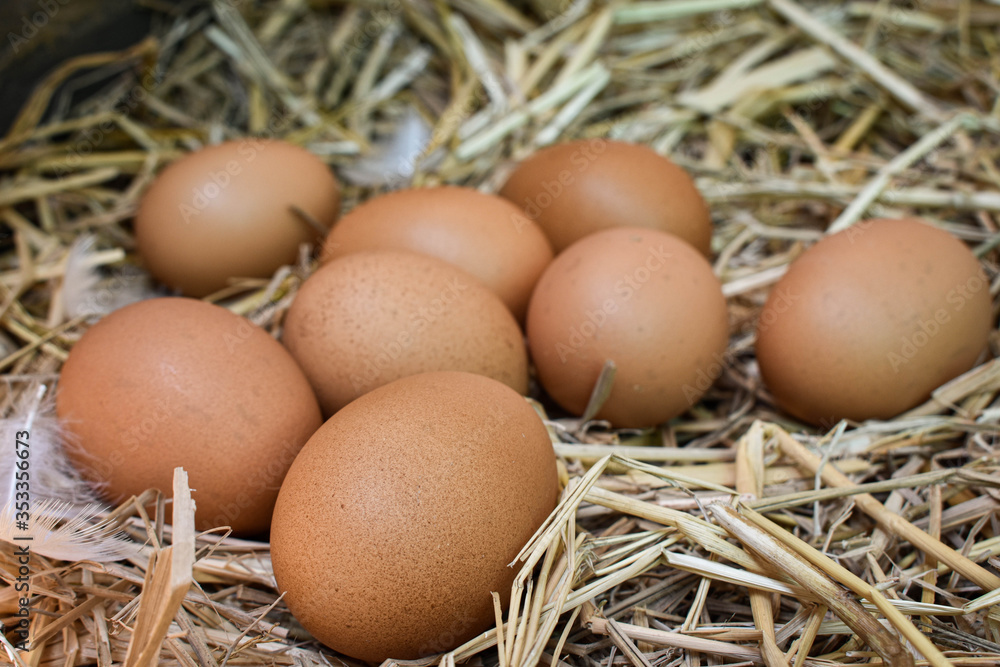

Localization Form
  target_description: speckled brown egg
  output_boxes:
[56,297,322,534]
[756,217,993,425]
[322,186,553,321]
[526,227,729,427]
[270,371,559,662]
[499,139,712,255]
[283,250,529,416]
[135,139,340,297]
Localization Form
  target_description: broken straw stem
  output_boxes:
[589,618,763,661]
[710,504,915,667]
[772,426,1000,591]
[767,0,947,122]
[735,430,790,667]
[738,505,953,667]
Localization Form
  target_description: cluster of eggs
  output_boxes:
[55,136,992,661]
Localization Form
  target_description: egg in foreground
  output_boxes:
[56,297,322,534]
[756,217,992,425]
[283,250,529,416]
[526,227,729,427]
[322,186,553,321]
[135,139,340,297]
[270,371,559,662]
[499,139,712,255]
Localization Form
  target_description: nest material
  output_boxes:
[2,0,1000,665]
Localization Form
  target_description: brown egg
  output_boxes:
[526,227,729,427]
[283,250,529,416]
[271,371,559,662]
[135,139,340,297]
[756,218,993,425]
[499,139,712,255]
[322,186,553,321]
[56,297,322,534]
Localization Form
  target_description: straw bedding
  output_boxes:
[2,0,1000,665]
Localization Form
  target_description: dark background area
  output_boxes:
[0,0,164,135]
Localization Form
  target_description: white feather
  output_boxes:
[0,498,140,562]
[1,385,139,562]
[1,385,93,504]
[62,235,160,320]
[340,107,438,187]
[0,331,16,359]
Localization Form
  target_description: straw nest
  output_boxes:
[2,0,1000,665]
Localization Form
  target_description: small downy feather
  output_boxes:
[1,384,140,562]
[339,107,441,187]
[61,235,160,321]
[0,498,140,562]
[2,385,93,503]
[0,331,16,359]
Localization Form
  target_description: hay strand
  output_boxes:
[3,0,1000,665]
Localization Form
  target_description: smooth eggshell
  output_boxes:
[135,139,340,297]
[499,139,712,255]
[322,186,553,321]
[283,250,529,416]
[526,227,729,427]
[270,371,559,662]
[756,217,993,425]
[57,297,322,534]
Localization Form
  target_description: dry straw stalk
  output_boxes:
[2,0,1000,665]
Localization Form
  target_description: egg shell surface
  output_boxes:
[270,371,559,662]
[756,217,993,425]
[282,250,529,416]
[322,186,553,321]
[499,139,712,255]
[56,297,322,534]
[526,227,729,427]
[135,139,340,297]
